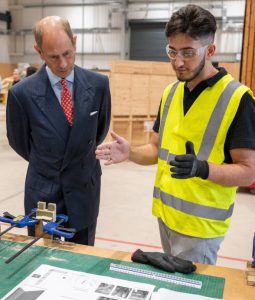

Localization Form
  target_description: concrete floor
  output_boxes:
[0,104,255,271]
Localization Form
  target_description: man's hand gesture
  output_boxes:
[170,141,209,179]
[95,132,130,165]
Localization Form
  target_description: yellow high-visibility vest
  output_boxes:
[153,74,253,238]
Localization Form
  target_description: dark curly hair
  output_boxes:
[165,5,217,43]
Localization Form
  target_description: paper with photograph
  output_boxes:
[2,264,155,300]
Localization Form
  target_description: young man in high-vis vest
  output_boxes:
[96,4,255,264]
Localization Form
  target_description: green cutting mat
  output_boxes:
[0,240,225,299]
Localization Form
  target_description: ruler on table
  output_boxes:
[109,263,202,289]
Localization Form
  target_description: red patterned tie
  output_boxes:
[60,79,73,126]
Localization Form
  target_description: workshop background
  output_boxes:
[0,0,255,271]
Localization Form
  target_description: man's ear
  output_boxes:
[72,34,77,50]
[34,44,40,54]
[206,44,216,59]
[34,44,44,59]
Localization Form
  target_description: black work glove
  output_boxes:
[131,249,196,274]
[170,141,209,179]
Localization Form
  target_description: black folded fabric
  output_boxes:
[131,249,196,274]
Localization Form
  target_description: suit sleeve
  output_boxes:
[6,89,30,161]
[96,76,111,145]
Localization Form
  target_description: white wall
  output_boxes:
[0,0,10,62]
[7,1,124,68]
[127,1,245,60]
[2,0,246,69]
[0,0,8,10]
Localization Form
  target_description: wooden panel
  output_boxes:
[241,0,255,93]
[252,49,255,93]
[151,61,175,76]
[219,63,240,80]
[110,60,175,76]
[149,75,176,116]
[111,60,152,75]
[132,120,148,145]
[109,60,177,144]
[110,73,131,116]
[130,74,150,116]
[111,118,156,146]
[0,63,17,78]
[112,120,131,142]
[241,0,250,84]
[246,0,255,88]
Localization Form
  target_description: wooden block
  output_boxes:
[35,219,43,236]
[247,275,255,286]
[247,262,255,268]
[35,219,52,240]
[36,201,56,222]
[246,269,255,276]
[246,261,255,286]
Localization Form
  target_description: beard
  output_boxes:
[175,56,206,82]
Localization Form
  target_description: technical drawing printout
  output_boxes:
[2,264,155,300]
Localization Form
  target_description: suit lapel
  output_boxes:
[32,66,70,142]
[61,67,94,170]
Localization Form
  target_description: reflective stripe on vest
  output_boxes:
[159,81,179,146]
[153,186,234,221]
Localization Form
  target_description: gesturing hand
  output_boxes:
[95,131,130,165]
[170,141,209,179]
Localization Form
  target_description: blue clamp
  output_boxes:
[56,214,68,223]
[0,214,38,228]
[0,210,75,239]
[43,214,75,239]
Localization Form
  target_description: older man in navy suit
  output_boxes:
[6,16,111,245]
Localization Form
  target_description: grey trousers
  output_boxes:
[158,218,224,264]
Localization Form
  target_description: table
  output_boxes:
[1,233,254,299]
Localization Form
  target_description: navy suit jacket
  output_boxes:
[6,65,111,231]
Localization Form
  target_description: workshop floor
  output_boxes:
[0,104,254,271]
